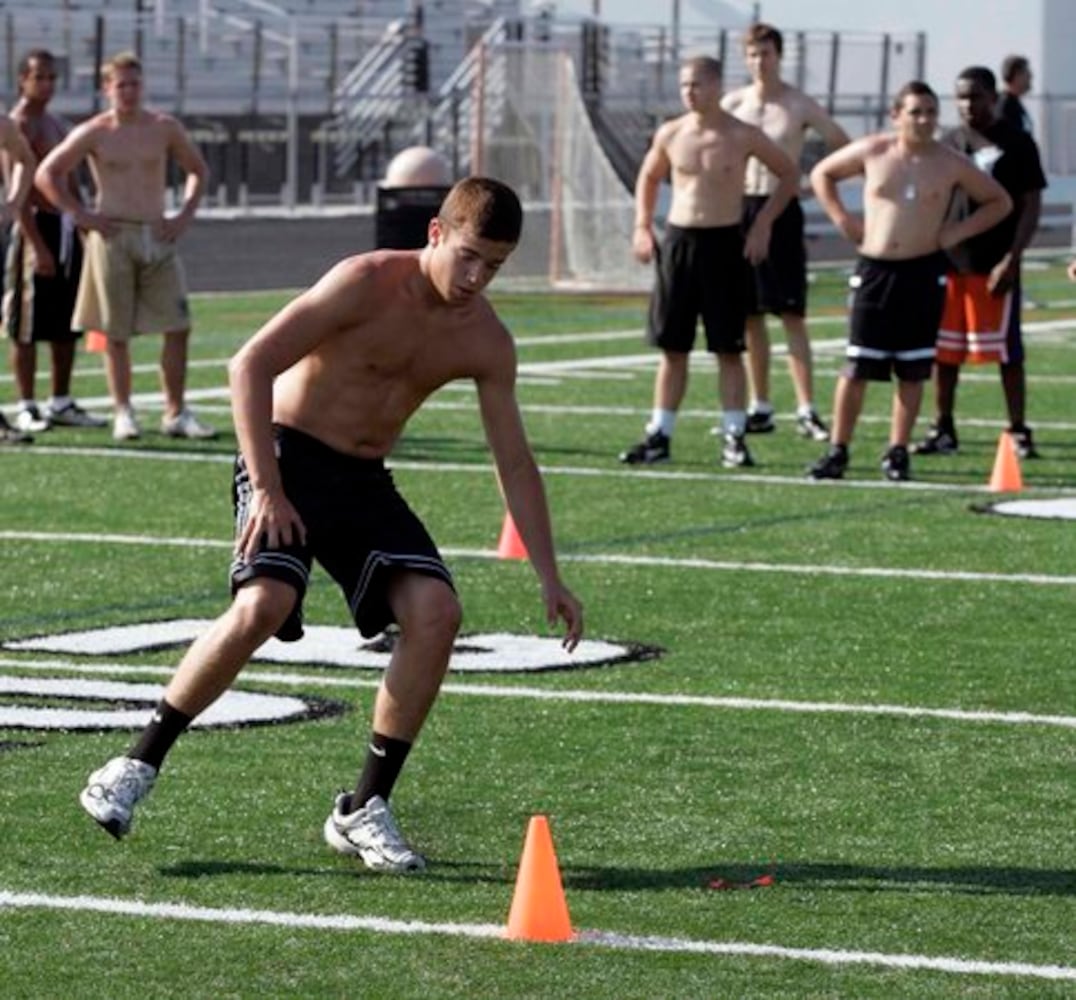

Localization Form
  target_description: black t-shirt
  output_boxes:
[996,92,1032,134]
[947,118,1047,273]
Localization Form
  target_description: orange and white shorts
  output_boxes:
[935,272,1013,365]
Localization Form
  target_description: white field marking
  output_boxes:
[10,446,1076,496]
[3,658,1074,730]
[0,891,1072,981]
[4,528,1076,587]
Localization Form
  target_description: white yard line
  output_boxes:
[0,890,1072,981]
[3,529,1076,587]
[2,658,1073,730]
[9,445,1076,495]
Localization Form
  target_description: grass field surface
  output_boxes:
[1,257,1074,998]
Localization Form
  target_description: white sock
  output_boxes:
[723,409,747,437]
[49,395,72,410]
[796,403,815,418]
[645,408,677,438]
[750,399,773,416]
[18,399,35,411]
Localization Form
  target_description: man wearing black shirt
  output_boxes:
[997,55,1033,134]
[916,65,1046,459]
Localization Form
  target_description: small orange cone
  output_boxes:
[85,330,108,353]
[988,431,1024,493]
[497,511,528,560]
[505,815,573,942]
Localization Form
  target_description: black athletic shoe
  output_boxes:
[745,410,776,434]
[807,445,848,480]
[881,444,911,482]
[1009,425,1040,459]
[795,409,830,442]
[913,424,958,455]
[619,430,670,465]
[721,433,755,468]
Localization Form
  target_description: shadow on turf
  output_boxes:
[563,861,1076,897]
[157,858,1076,896]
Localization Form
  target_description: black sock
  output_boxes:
[350,732,412,811]
[128,699,193,770]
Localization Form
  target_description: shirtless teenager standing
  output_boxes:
[7,49,108,436]
[807,81,1011,482]
[722,23,849,441]
[78,177,584,873]
[35,51,215,442]
[620,54,798,469]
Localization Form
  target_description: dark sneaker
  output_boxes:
[619,430,670,465]
[913,424,958,455]
[745,410,776,434]
[807,445,848,480]
[795,409,830,442]
[1010,425,1039,459]
[45,399,108,428]
[882,444,911,481]
[721,433,755,468]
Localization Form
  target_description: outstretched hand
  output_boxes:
[544,581,584,653]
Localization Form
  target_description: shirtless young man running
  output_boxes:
[36,51,215,442]
[78,177,584,873]
[807,81,1011,481]
[722,22,849,441]
[620,54,798,469]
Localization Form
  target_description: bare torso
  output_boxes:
[859,136,960,259]
[84,109,175,221]
[725,83,811,196]
[660,111,757,227]
[272,251,512,457]
[12,101,76,212]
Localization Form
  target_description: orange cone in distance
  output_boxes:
[506,814,573,942]
[86,330,108,353]
[497,511,528,560]
[988,431,1024,493]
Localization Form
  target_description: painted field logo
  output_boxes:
[4,620,658,673]
[0,622,660,734]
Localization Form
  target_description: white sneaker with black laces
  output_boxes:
[161,408,218,440]
[323,793,426,873]
[79,756,158,839]
[15,404,50,433]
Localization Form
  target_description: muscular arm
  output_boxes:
[987,188,1040,294]
[160,117,208,241]
[0,119,35,226]
[35,121,114,234]
[938,157,1013,253]
[228,262,358,557]
[802,95,851,152]
[742,127,798,263]
[810,138,872,246]
[476,338,583,650]
[632,124,672,263]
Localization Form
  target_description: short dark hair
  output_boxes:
[438,176,523,244]
[1001,54,1029,83]
[892,79,938,112]
[744,22,783,57]
[18,49,55,78]
[957,65,997,95]
[682,55,722,83]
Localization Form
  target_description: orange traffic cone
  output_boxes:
[988,431,1024,493]
[85,330,108,353]
[497,511,528,560]
[505,815,573,942]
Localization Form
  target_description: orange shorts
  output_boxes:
[935,273,1013,365]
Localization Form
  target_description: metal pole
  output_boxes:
[826,31,839,116]
[877,33,891,129]
[285,18,299,207]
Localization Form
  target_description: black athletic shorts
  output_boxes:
[647,224,748,354]
[845,252,947,382]
[3,211,83,344]
[230,424,454,641]
[742,196,807,317]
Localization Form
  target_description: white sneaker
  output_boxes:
[161,408,217,440]
[113,406,141,441]
[45,399,109,428]
[79,756,158,839]
[15,404,51,433]
[323,793,426,873]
